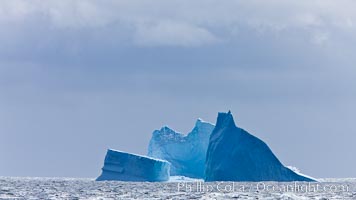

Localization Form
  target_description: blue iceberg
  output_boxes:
[96,149,170,182]
[148,119,214,178]
[205,111,315,182]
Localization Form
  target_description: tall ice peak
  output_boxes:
[216,111,236,128]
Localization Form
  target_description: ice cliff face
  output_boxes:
[205,111,315,182]
[96,149,170,182]
[148,119,214,178]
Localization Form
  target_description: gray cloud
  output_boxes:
[2,0,356,49]
[133,20,220,47]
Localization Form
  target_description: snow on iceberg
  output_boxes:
[148,119,214,178]
[205,111,316,182]
[96,149,170,182]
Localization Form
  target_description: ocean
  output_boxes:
[1,177,355,199]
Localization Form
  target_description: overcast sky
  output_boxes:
[1,0,356,178]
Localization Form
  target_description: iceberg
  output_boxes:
[205,111,315,182]
[96,149,170,182]
[148,119,214,178]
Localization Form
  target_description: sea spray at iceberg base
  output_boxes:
[148,119,214,178]
[96,149,170,182]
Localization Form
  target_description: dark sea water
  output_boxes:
[1,177,355,199]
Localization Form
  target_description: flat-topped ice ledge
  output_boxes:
[96,149,170,182]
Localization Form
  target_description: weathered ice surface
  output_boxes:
[96,149,170,182]
[205,111,315,182]
[148,119,214,178]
